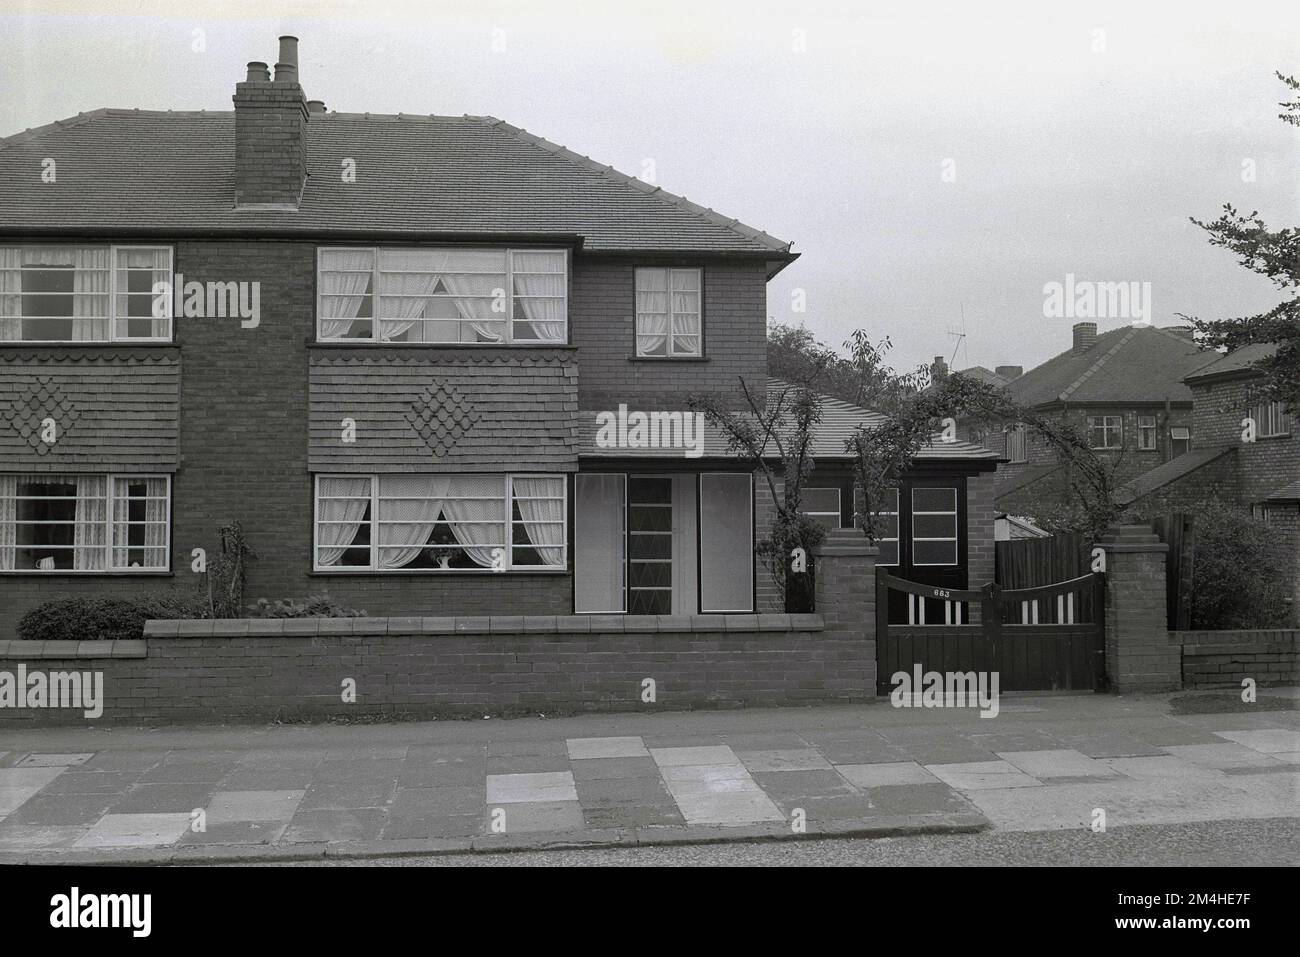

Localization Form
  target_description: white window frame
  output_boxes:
[1250,400,1293,439]
[1087,415,1123,450]
[315,247,569,345]
[800,487,842,529]
[874,487,900,567]
[634,266,702,358]
[313,473,568,573]
[0,245,173,343]
[1,472,171,573]
[911,487,958,567]
[1005,424,1027,463]
[1137,415,1157,451]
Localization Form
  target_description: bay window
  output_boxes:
[635,267,701,357]
[0,473,170,572]
[314,473,567,571]
[316,247,567,344]
[0,245,172,342]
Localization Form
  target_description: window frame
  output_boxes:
[1087,415,1123,450]
[0,244,174,344]
[0,472,172,574]
[1250,400,1293,439]
[873,487,901,567]
[312,472,568,573]
[799,487,843,529]
[1005,423,1028,463]
[910,486,958,567]
[1137,415,1157,451]
[314,246,570,346]
[633,266,703,359]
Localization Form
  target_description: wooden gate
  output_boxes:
[875,571,1106,694]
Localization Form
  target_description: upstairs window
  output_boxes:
[0,246,172,343]
[1250,400,1293,439]
[1005,424,1027,463]
[317,247,567,345]
[1170,426,1190,457]
[1137,415,1157,451]
[635,267,701,357]
[1087,415,1123,450]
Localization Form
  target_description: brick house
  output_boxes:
[0,36,998,635]
[1113,343,1299,617]
[972,321,1218,518]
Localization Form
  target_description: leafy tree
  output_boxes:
[1180,72,1300,413]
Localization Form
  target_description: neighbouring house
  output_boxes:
[1113,342,1299,616]
[963,320,1219,520]
[0,36,1000,635]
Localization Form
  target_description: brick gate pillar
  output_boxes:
[814,528,878,694]
[1098,524,1180,692]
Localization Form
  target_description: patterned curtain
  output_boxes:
[440,474,506,566]
[377,474,449,568]
[72,474,106,570]
[316,476,371,566]
[0,249,19,341]
[511,251,566,342]
[635,268,670,355]
[319,249,374,339]
[512,476,565,567]
[72,248,110,341]
[0,474,16,570]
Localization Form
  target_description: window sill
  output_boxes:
[309,341,577,350]
[308,568,569,577]
[0,570,173,577]
[628,355,709,362]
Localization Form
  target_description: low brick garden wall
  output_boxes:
[1177,629,1300,689]
[0,613,881,726]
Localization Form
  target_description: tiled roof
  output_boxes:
[1184,343,1278,383]
[1006,325,1218,407]
[309,352,579,472]
[577,382,999,462]
[0,352,180,471]
[0,109,793,256]
[953,366,1011,387]
[1114,445,1235,506]
[992,464,1061,501]
[1264,477,1300,503]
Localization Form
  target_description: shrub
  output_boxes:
[17,591,208,643]
[1189,506,1292,629]
[247,595,367,619]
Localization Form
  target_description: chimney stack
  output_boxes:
[233,35,308,208]
[1072,321,1097,355]
[932,355,948,381]
[995,365,1023,380]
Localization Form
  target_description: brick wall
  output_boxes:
[1099,523,1180,691]
[571,256,767,411]
[1177,629,1300,689]
[1191,377,1299,504]
[0,613,879,726]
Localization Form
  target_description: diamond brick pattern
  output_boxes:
[406,382,480,458]
[0,376,81,456]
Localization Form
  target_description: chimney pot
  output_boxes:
[932,356,948,380]
[275,35,300,84]
[307,99,326,114]
[245,61,270,82]
[995,365,1023,380]
[1072,321,1098,355]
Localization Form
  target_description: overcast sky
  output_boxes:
[2,0,1297,374]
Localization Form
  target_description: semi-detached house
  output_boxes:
[0,37,999,636]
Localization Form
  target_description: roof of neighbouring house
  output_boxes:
[996,513,1051,538]
[992,463,1062,502]
[0,109,794,259]
[953,366,1011,387]
[1005,325,1219,407]
[577,381,1000,462]
[1183,342,1278,383]
[1113,444,1236,506]
[1265,477,1300,504]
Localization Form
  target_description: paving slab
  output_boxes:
[39,770,142,795]
[81,751,168,771]
[751,769,857,801]
[736,749,832,772]
[837,761,939,788]
[1164,743,1279,770]
[565,736,649,760]
[111,782,218,813]
[382,813,481,840]
[582,804,685,829]
[865,783,975,816]
[650,745,741,767]
[485,754,572,774]
[207,790,306,823]
[996,749,1113,779]
[138,761,237,784]
[656,763,783,826]
[570,757,661,782]
[485,771,577,804]
[220,768,318,790]
[176,820,288,846]
[0,767,66,815]
[1213,729,1300,754]
[282,808,388,843]
[926,760,1043,791]
[16,753,94,768]
[772,792,880,821]
[75,812,192,848]
[488,801,585,833]
[0,823,88,850]
[6,791,116,826]
[298,780,396,811]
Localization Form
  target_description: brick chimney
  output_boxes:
[995,365,1023,380]
[931,355,948,381]
[233,35,308,208]
[1072,321,1097,355]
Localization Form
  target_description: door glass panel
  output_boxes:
[627,477,673,615]
[575,474,625,612]
[699,473,753,612]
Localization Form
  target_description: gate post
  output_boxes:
[814,528,879,695]
[1098,524,1180,692]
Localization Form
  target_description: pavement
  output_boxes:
[0,689,1297,864]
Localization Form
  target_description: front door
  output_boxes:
[882,476,967,624]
